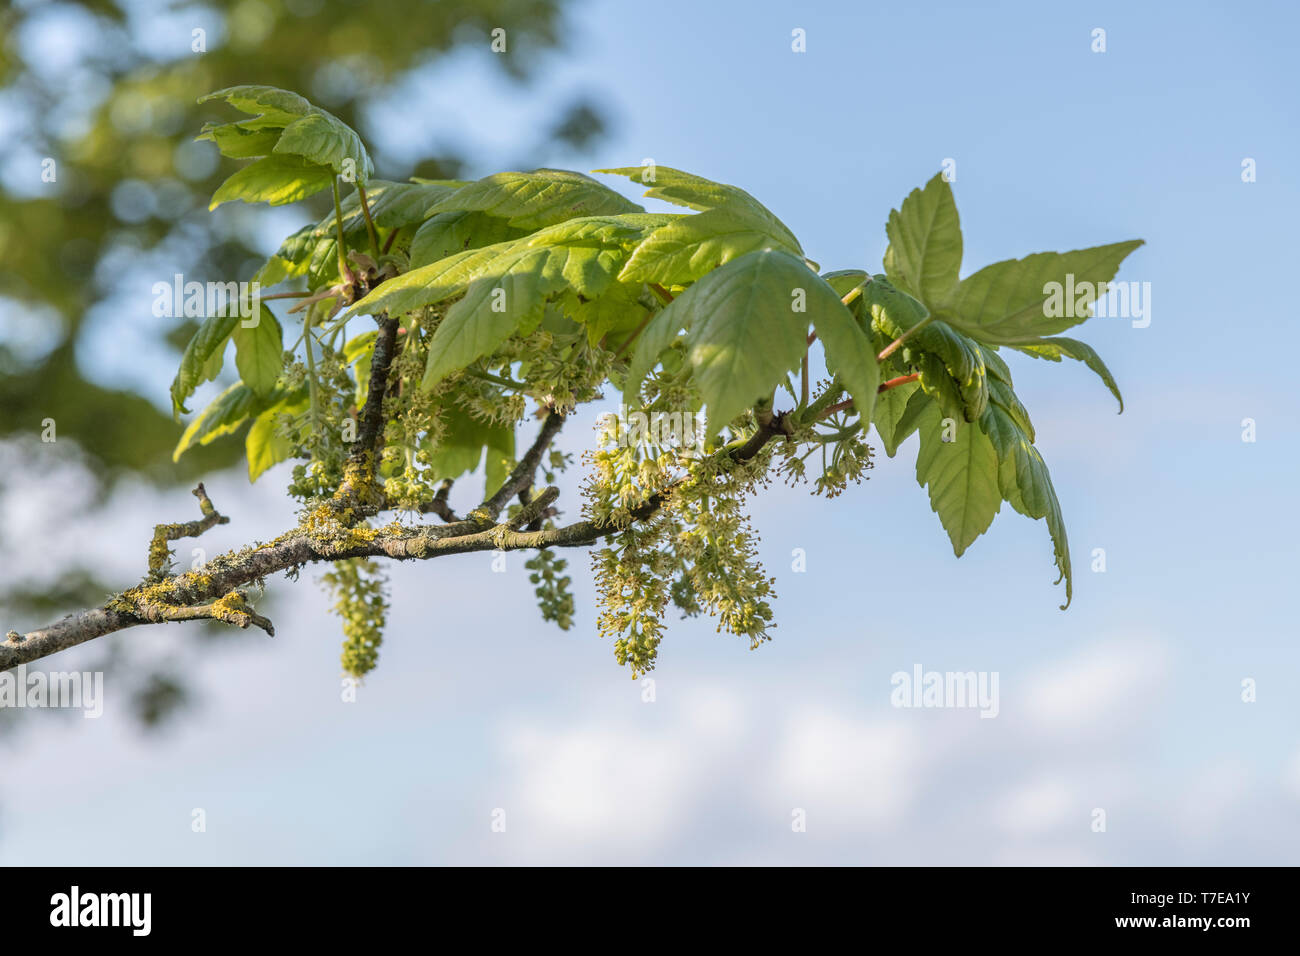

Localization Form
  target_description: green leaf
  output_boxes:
[872,381,926,458]
[343,330,378,405]
[623,307,688,408]
[618,205,801,286]
[484,422,516,497]
[345,242,516,320]
[425,405,517,494]
[598,166,803,286]
[652,248,825,435]
[820,269,868,298]
[246,397,307,482]
[977,402,1072,608]
[914,402,1001,557]
[915,352,967,424]
[1009,336,1124,412]
[173,380,306,462]
[810,297,880,427]
[860,274,930,332]
[199,85,313,126]
[883,173,963,306]
[273,110,373,182]
[170,313,238,417]
[558,282,650,347]
[209,154,334,209]
[231,304,284,398]
[594,166,799,241]
[420,220,637,388]
[409,211,530,269]
[201,85,373,183]
[351,214,667,325]
[862,276,988,422]
[987,376,1035,443]
[364,180,466,228]
[342,330,377,363]
[948,240,1144,341]
[978,341,1014,385]
[197,123,282,159]
[431,169,643,230]
[172,382,262,461]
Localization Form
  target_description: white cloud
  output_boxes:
[1023,635,1169,736]
[992,774,1076,835]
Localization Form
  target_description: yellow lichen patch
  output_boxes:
[209,589,253,624]
[299,504,392,555]
[147,524,183,579]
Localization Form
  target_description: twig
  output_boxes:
[146,483,230,581]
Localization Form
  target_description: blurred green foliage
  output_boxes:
[0,0,602,484]
[0,0,603,728]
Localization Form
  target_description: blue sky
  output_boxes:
[2,0,1299,864]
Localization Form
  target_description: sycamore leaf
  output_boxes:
[872,381,926,458]
[558,282,650,347]
[231,305,284,398]
[173,383,262,460]
[811,297,880,427]
[420,250,561,388]
[915,352,968,424]
[199,86,313,125]
[209,154,334,209]
[598,166,803,286]
[948,240,1144,341]
[978,341,1014,385]
[914,402,1002,557]
[360,180,464,228]
[1009,336,1124,412]
[170,313,238,417]
[348,214,662,325]
[409,210,528,268]
[246,396,307,482]
[618,205,801,286]
[484,423,516,497]
[255,223,320,286]
[977,401,1072,607]
[862,276,988,422]
[200,85,374,201]
[648,248,829,435]
[173,380,306,462]
[420,218,648,388]
[201,85,371,181]
[883,172,963,306]
[425,405,517,496]
[273,110,373,182]
[343,330,378,405]
[258,181,457,287]
[860,274,930,331]
[594,166,800,242]
[196,123,282,159]
[820,269,869,299]
[623,306,689,408]
[344,242,518,320]
[430,169,643,230]
[987,376,1036,443]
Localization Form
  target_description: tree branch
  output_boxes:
[1,409,785,672]
[146,482,229,580]
[332,313,399,514]
[477,410,565,521]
